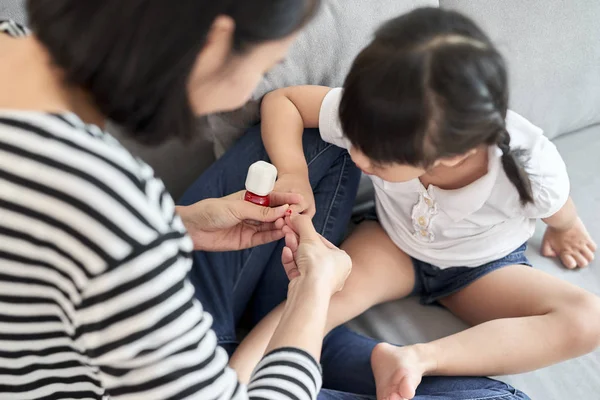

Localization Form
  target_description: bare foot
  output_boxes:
[371,343,434,400]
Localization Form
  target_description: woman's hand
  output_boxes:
[542,217,597,269]
[274,173,316,217]
[280,213,352,296]
[178,191,303,252]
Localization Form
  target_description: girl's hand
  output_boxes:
[178,191,303,251]
[274,173,316,217]
[542,217,597,269]
[281,213,352,296]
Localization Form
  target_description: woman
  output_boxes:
[0,1,528,399]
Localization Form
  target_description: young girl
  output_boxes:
[230,8,600,400]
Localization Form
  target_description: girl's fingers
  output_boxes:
[572,250,590,268]
[560,253,577,269]
[580,246,595,264]
[541,240,556,257]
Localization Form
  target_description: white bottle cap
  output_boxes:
[245,161,278,196]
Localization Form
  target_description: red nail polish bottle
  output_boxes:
[245,161,278,207]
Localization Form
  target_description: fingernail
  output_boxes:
[286,209,293,215]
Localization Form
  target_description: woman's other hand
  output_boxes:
[178,191,303,251]
[281,213,352,296]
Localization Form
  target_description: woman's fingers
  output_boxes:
[234,200,290,223]
[254,221,278,232]
[272,217,286,230]
[251,229,286,247]
[281,224,294,235]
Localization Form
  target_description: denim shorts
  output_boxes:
[356,208,532,305]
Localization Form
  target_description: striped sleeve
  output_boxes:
[0,20,29,37]
[0,109,322,399]
[77,246,323,400]
[249,348,323,400]
[77,248,323,400]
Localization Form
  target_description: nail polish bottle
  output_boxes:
[245,161,278,207]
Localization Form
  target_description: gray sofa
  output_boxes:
[4,1,599,399]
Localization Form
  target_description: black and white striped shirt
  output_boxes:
[0,20,322,400]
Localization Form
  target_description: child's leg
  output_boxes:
[229,221,416,382]
[375,264,600,400]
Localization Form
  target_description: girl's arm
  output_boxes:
[542,196,578,230]
[227,86,334,380]
[261,85,331,175]
[260,86,332,216]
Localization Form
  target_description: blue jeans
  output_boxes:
[179,126,530,400]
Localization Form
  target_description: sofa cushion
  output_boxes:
[440,0,600,140]
[210,0,439,156]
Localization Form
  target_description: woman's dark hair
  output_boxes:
[26,0,320,144]
[339,8,533,205]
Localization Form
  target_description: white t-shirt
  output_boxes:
[319,88,570,268]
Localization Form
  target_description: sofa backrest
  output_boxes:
[210,0,600,155]
[208,0,439,155]
[442,0,600,140]
[4,1,598,196]
[1,0,26,25]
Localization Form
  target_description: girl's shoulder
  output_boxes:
[502,110,570,219]
[504,110,564,170]
[505,110,546,151]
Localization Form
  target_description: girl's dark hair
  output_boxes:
[339,8,533,205]
[26,0,320,144]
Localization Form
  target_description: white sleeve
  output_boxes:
[523,134,570,219]
[318,88,352,150]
